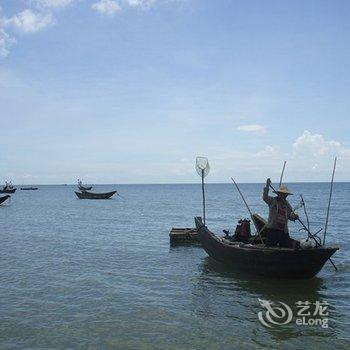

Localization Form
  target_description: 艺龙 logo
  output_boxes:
[257,299,330,328]
[258,298,293,328]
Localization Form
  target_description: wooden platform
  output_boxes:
[169,228,200,245]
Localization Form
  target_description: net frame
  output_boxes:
[195,157,210,178]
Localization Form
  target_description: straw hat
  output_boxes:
[277,185,293,195]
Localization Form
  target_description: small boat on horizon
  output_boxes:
[0,195,10,205]
[0,181,16,194]
[194,217,338,279]
[77,179,92,191]
[20,187,38,191]
[75,190,116,200]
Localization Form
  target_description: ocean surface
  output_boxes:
[0,183,349,349]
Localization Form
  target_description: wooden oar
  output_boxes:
[269,183,337,271]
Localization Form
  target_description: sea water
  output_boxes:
[0,183,349,349]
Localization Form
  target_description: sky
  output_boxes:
[0,0,349,184]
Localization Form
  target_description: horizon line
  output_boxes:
[10,181,350,186]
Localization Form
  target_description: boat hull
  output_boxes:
[0,195,10,205]
[195,217,338,279]
[20,187,38,190]
[0,189,16,193]
[75,190,116,200]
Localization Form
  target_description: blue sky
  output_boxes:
[0,0,349,184]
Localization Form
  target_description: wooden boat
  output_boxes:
[20,187,38,190]
[0,195,10,205]
[75,190,116,200]
[169,228,200,245]
[1,181,16,193]
[194,217,338,279]
[1,182,16,193]
[0,188,16,194]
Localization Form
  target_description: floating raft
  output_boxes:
[169,227,200,245]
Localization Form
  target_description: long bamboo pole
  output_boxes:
[231,178,264,243]
[279,161,287,187]
[202,169,206,225]
[231,178,253,216]
[323,157,337,245]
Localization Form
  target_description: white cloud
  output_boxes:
[213,145,279,162]
[1,9,54,33]
[237,124,266,133]
[35,0,76,8]
[0,29,15,57]
[293,130,342,157]
[255,145,277,158]
[92,0,121,15]
[0,0,166,57]
[340,149,350,157]
[125,0,156,7]
[92,0,157,14]
[210,131,350,182]
[288,131,350,181]
[0,0,77,57]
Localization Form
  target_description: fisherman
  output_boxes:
[263,178,299,248]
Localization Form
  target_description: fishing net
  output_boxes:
[195,156,210,178]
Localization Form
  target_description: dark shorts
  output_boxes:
[266,228,291,248]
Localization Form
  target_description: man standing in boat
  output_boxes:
[263,178,299,248]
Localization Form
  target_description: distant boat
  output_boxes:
[0,182,16,193]
[194,216,338,279]
[20,187,38,191]
[77,179,92,191]
[0,195,10,205]
[75,190,116,200]
[0,188,16,194]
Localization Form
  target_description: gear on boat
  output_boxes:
[223,218,252,244]
[234,219,251,243]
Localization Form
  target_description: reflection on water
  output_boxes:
[192,256,347,348]
[198,257,325,300]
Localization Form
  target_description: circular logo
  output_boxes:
[258,298,293,328]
